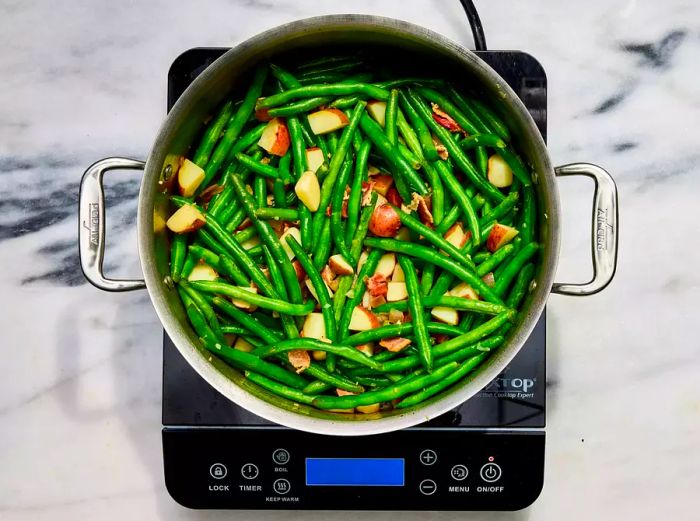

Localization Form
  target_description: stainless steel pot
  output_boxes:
[78,15,618,435]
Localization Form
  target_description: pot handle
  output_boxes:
[551,163,619,296]
[79,157,147,292]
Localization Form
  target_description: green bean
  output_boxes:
[236,153,280,179]
[330,159,354,263]
[342,321,464,346]
[170,197,275,296]
[224,123,266,164]
[287,116,313,249]
[433,335,503,367]
[303,363,364,394]
[480,191,520,228]
[217,197,240,227]
[187,244,247,286]
[471,98,510,141]
[398,143,421,169]
[393,205,475,271]
[397,354,487,408]
[520,186,537,244]
[477,244,515,276]
[421,264,435,296]
[256,83,389,110]
[296,55,360,70]
[311,362,458,409]
[444,84,492,134]
[494,242,540,296]
[278,153,293,185]
[398,256,433,371]
[397,91,439,161]
[405,88,505,203]
[192,100,234,168]
[423,162,444,224]
[179,282,225,342]
[255,208,299,221]
[364,238,502,304]
[381,315,512,373]
[253,175,266,208]
[374,78,445,89]
[327,131,339,153]
[191,280,313,316]
[373,296,508,316]
[337,249,383,341]
[170,234,187,283]
[385,89,399,145]
[312,218,333,270]
[427,271,454,300]
[201,66,267,189]
[185,302,223,349]
[311,101,366,239]
[347,374,395,388]
[286,235,337,342]
[271,179,287,208]
[302,380,334,395]
[180,252,197,280]
[330,95,362,109]
[207,185,234,219]
[506,263,535,309]
[476,146,488,176]
[472,251,490,264]
[433,159,481,245]
[416,87,480,135]
[245,370,314,404]
[297,59,364,76]
[348,191,376,264]
[262,245,288,300]
[251,338,384,371]
[268,97,330,118]
[228,172,303,304]
[345,139,370,244]
[220,325,248,336]
[358,113,426,197]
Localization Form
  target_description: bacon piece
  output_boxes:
[288,349,310,373]
[366,273,388,297]
[431,103,462,133]
[379,337,412,352]
[413,193,434,226]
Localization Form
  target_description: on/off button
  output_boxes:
[480,463,502,483]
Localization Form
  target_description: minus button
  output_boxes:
[419,479,437,495]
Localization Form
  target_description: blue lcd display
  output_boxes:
[305,458,405,486]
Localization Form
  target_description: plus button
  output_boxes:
[419,450,437,466]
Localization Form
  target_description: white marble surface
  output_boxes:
[1,0,699,519]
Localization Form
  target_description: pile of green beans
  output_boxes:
[163,56,540,414]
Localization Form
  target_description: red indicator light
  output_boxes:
[488,456,494,462]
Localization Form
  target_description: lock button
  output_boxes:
[210,463,227,479]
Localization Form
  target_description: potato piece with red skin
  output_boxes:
[166,204,206,234]
[486,223,519,252]
[348,306,380,331]
[369,204,401,237]
[307,108,349,135]
[258,117,290,156]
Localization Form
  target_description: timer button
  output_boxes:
[480,463,502,483]
[272,448,290,465]
[241,463,259,480]
[419,479,437,495]
[419,449,437,466]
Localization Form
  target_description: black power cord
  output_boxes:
[458,0,487,51]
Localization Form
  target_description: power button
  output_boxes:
[480,463,502,483]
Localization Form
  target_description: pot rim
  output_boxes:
[137,14,559,435]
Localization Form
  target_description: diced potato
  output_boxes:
[487,154,514,188]
[302,313,327,341]
[295,171,321,212]
[188,263,218,282]
[328,254,354,276]
[374,253,396,278]
[430,306,459,325]
[232,286,258,312]
[178,159,205,197]
[367,101,387,127]
[392,263,405,282]
[486,223,519,252]
[166,204,206,234]
[449,282,478,300]
[280,227,302,259]
[349,306,380,331]
[234,337,254,352]
[386,282,408,302]
[356,403,381,414]
[306,147,325,174]
[307,109,349,135]
[258,117,290,156]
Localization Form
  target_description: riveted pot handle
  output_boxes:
[79,157,147,292]
[552,163,619,296]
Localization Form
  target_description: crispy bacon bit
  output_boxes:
[403,311,413,323]
[386,187,402,206]
[336,388,356,397]
[325,199,349,218]
[321,265,336,286]
[292,260,306,282]
[198,184,224,205]
[288,349,311,373]
[433,334,450,345]
[369,294,387,309]
[436,144,449,160]
[366,273,388,297]
[482,272,496,288]
[237,218,253,231]
[413,193,434,226]
[379,337,412,352]
[255,107,272,121]
[431,103,462,133]
[361,181,376,206]
[388,308,404,324]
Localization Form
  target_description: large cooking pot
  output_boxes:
[78,15,618,435]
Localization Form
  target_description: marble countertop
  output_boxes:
[2,0,699,519]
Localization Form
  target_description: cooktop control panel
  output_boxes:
[163,428,544,510]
